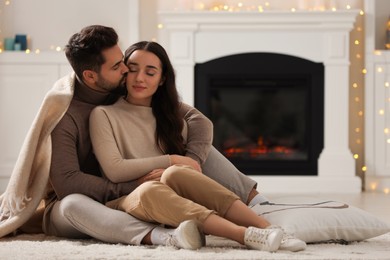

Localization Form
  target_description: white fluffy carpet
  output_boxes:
[1,232,389,260]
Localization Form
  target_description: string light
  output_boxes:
[188,1,364,12]
[370,182,377,191]
[370,37,390,193]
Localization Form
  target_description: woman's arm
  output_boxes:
[179,103,213,164]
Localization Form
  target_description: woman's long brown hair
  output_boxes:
[124,41,185,155]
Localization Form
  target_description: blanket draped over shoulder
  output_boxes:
[0,73,76,238]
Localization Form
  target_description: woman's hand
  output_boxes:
[137,168,165,185]
[169,155,202,172]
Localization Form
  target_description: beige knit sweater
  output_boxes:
[0,73,75,238]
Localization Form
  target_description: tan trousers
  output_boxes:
[106,165,240,228]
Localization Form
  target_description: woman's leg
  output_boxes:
[107,180,281,251]
[161,165,270,228]
[203,214,246,244]
[107,181,214,227]
[201,214,282,252]
[161,165,306,252]
[224,200,271,228]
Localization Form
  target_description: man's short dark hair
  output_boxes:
[64,25,118,79]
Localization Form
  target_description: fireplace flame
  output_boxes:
[224,136,294,159]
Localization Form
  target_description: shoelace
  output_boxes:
[246,228,271,245]
[165,233,178,247]
[267,225,296,244]
[281,232,294,243]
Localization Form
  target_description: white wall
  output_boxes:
[0,0,136,51]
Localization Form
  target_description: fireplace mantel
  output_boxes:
[158,10,358,30]
[158,10,362,193]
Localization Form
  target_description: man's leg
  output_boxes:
[43,193,155,245]
[201,146,259,204]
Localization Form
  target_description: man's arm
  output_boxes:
[49,113,137,204]
[179,102,213,164]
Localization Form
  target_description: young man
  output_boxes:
[42,25,205,249]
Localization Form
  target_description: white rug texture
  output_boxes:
[0,232,389,260]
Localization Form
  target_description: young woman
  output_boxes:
[90,41,305,252]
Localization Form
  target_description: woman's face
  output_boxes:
[125,50,163,106]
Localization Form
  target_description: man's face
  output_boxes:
[94,44,129,93]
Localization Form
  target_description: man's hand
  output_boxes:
[169,155,202,172]
[137,169,165,185]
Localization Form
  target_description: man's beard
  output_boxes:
[110,83,127,96]
[96,75,126,95]
[110,75,127,95]
[101,77,127,105]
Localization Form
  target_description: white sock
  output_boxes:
[150,226,173,245]
[248,194,269,207]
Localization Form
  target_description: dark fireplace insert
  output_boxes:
[194,53,324,176]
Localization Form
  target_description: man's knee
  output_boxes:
[58,194,88,219]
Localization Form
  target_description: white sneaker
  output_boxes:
[267,225,306,252]
[244,227,283,252]
[166,220,205,250]
[279,232,306,252]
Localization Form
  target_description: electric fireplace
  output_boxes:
[158,10,361,192]
[195,53,324,175]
